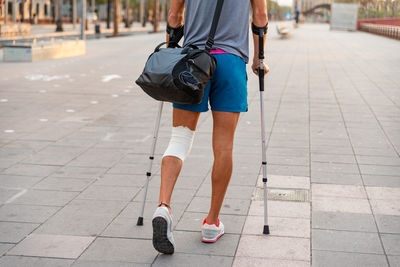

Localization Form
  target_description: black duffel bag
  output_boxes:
[135,0,225,105]
[136,42,217,104]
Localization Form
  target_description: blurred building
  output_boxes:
[293,0,331,13]
[1,0,52,23]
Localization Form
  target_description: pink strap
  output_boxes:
[210,49,228,55]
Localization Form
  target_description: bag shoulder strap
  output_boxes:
[204,0,225,52]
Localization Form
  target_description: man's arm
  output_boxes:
[166,0,185,43]
[250,0,269,75]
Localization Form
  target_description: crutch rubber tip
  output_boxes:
[263,225,270,235]
[137,216,144,226]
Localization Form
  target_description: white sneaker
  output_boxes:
[201,218,224,243]
[152,207,175,254]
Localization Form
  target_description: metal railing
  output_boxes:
[359,23,400,40]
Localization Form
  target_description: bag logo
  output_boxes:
[179,71,201,90]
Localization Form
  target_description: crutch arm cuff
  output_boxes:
[166,23,184,45]
[251,22,268,37]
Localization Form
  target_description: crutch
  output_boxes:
[136,24,183,226]
[255,23,270,235]
[137,101,164,226]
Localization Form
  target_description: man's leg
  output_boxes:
[158,108,200,213]
[206,111,240,224]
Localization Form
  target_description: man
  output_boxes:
[152,0,269,254]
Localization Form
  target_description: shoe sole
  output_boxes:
[152,216,174,254]
[201,232,224,243]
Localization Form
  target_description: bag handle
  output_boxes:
[154,41,181,52]
[204,0,225,52]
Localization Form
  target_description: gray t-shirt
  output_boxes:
[182,0,250,63]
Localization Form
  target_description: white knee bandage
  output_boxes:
[163,126,195,162]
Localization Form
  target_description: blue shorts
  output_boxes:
[173,53,248,113]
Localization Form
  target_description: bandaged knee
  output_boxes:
[163,126,195,161]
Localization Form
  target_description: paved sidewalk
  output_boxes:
[0,23,399,266]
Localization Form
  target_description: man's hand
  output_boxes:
[251,58,270,75]
[250,0,268,76]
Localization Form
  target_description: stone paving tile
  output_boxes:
[312,250,387,267]
[370,199,400,216]
[21,146,87,166]
[375,215,400,234]
[77,185,141,201]
[353,147,398,158]
[266,155,309,166]
[232,257,310,267]
[366,186,400,199]
[249,200,310,219]
[175,212,246,234]
[267,164,310,177]
[2,164,60,177]
[388,256,400,267]
[187,197,251,215]
[134,186,196,204]
[363,175,400,187]
[0,221,39,243]
[312,211,377,232]
[0,188,21,205]
[311,145,354,156]
[311,153,356,164]
[119,153,157,164]
[311,162,359,174]
[33,177,95,192]
[19,127,77,142]
[95,174,148,187]
[257,175,310,189]
[153,253,233,267]
[0,204,60,223]
[359,165,400,177]
[73,260,148,267]
[381,233,400,255]
[68,148,128,168]
[0,159,17,169]
[7,234,95,259]
[101,216,155,240]
[266,147,308,158]
[79,237,158,263]
[0,256,74,267]
[9,189,79,206]
[54,138,98,149]
[311,171,363,185]
[106,163,148,175]
[0,174,43,188]
[312,229,383,254]
[312,196,371,214]
[173,231,240,257]
[36,199,126,236]
[1,140,51,152]
[0,244,14,257]
[312,184,367,198]
[51,166,107,179]
[236,235,310,261]
[356,155,400,166]
[196,183,254,199]
[242,215,310,238]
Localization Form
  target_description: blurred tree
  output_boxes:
[113,0,119,35]
[153,0,158,31]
